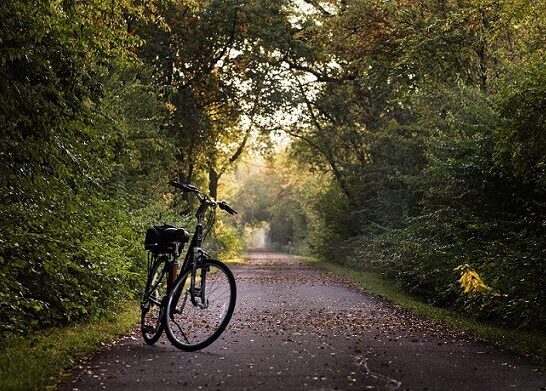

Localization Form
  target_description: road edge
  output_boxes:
[298,254,546,366]
[0,300,140,391]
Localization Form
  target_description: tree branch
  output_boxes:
[283,56,356,83]
[283,127,322,151]
[292,75,355,203]
[302,0,334,17]
[218,77,265,178]
[182,8,239,90]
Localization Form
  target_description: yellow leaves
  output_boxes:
[162,192,174,206]
[165,102,176,113]
[455,264,490,294]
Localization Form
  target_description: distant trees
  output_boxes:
[229,154,315,252]
[254,0,546,329]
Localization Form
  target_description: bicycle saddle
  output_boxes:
[145,225,190,253]
[159,225,189,241]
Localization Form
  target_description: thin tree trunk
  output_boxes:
[209,166,218,199]
[292,74,357,206]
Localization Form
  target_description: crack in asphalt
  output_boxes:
[354,355,402,390]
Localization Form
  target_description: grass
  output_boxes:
[222,256,247,265]
[0,301,140,391]
[300,256,546,365]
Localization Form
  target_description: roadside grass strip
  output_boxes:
[301,256,546,365]
[0,301,140,391]
[222,256,247,265]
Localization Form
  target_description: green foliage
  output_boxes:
[494,56,546,190]
[256,0,546,331]
[384,80,546,328]
[0,0,249,341]
[0,0,182,339]
[210,218,244,260]
[0,301,140,391]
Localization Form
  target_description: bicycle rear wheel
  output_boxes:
[164,259,236,351]
[140,257,168,344]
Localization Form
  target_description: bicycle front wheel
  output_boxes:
[164,259,236,351]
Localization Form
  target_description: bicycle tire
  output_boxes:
[164,259,236,351]
[140,258,167,345]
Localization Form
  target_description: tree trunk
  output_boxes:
[324,151,355,206]
[209,166,218,199]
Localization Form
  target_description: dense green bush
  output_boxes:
[0,0,251,341]
[306,81,546,329]
[386,66,546,328]
[1,1,139,337]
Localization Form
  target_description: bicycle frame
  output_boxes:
[143,200,211,309]
[166,192,215,312]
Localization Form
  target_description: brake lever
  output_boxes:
[217,201,237,215]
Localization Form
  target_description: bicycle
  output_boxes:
[140,181,237,351]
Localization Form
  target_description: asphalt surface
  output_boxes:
[62,251,546,391]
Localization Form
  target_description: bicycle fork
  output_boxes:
[190,261,209,309]
[168,257,210,318]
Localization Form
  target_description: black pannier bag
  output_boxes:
[144,224,190,254]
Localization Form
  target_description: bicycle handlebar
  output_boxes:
[217,201,238,215]
[169,180,237,215]
[169,180,199,193]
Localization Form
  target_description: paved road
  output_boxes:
[62,252,545,391]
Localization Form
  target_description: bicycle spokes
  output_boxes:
[165,261,236,350]
[140,258,169,345]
